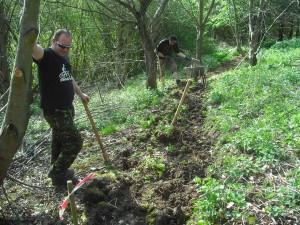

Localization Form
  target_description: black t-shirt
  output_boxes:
[156,38,180,56]
[34,48,74,112]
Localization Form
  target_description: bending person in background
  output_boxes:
[155,35,191,85]
[32,29,89,187]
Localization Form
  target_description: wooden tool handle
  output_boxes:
[82,101,110,162]
[171,79,192,126]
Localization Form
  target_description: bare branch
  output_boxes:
[114,0,137,15]
[7,173,50,190]
[90,0,136,23]
[151,0,170,28]
[47,0,102,14]
[178,0,197,23]
[139,0,152,14]
[256,0,297,54]
[0,88,9,103]
[0,103,7,114]
[203,0,216,26]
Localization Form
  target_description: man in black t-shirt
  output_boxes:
[155,35,191,85]
[32,29,89,187]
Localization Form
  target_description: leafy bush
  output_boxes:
[270,38,300,50]
[189,177,250,225]
[138,156,166,179]
[204,46,240,70]
[101,124,118,136]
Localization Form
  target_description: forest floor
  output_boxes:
[0,57,242,225]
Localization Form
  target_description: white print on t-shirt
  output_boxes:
[59,64,72,82]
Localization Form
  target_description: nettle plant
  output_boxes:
[155,121,174,138]
[191,177,251,225]
[140,156,166,178]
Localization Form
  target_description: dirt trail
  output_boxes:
[80,81,212,225]
[207,55,245,76]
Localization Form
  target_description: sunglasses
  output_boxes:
[57,43,71,49]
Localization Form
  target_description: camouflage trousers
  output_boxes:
[43,107,82,180]
[159,57,178,79]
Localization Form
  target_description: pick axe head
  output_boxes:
[191,58,200,65]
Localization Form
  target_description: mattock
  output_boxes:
[82,101,110,163]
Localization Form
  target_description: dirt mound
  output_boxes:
[82,178,146,225]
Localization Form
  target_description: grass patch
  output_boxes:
[189,39,300,224]
[204,46,241,70]
[74,76,167,133]
[189,177,251,225]
[100,124,118,136]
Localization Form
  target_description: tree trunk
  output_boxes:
[288,18,294,39]
[98,0,169,89]
[115,22,129,89]
[231,0,242,53]
[0,2,10,93]
[196,0,204,64]
[195,0,215,64]
[278,19,284,41]
[249,0,256,65]
[137,16,157,89]
[248,0,267,66]
[0,0,40,185]
[296,18,300,38]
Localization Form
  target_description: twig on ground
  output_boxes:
[7,173,52,190]
[1,184,20,219]
[75,166,106,176]
[234,55,247,70]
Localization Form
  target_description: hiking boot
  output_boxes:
[51,177,67,187]
[49,169,78,187]
[64,168,75,180]
[64,169,79,185]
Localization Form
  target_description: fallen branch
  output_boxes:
[0,103,8,114]
[6,173,51,190]
[1,184,21,219]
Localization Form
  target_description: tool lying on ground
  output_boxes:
[82,101,110,163]
[171,79,192,126]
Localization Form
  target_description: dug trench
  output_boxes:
[81,82,213,225]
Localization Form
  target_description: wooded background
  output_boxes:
[1,0,300,91]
